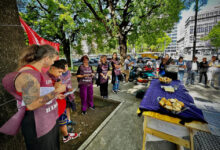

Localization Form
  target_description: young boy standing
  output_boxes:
[47,60,80,143]
[60,59,76,124]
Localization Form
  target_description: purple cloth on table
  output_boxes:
[139,79,205,122]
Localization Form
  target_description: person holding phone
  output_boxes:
[47,60,80,143]
[0,45,65,150]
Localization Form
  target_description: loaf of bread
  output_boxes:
[159,97,184,112]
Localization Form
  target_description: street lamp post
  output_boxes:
[192,0,199,60]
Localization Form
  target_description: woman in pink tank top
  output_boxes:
[0,45,66,150]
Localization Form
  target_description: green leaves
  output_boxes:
[21,0,186,56]
[202,22,220,48]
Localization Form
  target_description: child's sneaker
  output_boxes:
[63,132,81,143]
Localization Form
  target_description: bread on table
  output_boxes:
[159,97,185,112]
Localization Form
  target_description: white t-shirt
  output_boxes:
[210,60,219,67]
[124,59,131,70]
[192,62,198,71]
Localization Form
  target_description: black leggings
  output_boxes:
[21,111,60,150]
[199,72,207,85]
[100,82,108,97]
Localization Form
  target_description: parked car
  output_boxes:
[72,59,79,63]
[89,59,95,64]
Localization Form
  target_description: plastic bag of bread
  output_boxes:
[157,97,188,114]
[159,77,172,84]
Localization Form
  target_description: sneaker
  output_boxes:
[89,106,95,110]
[81,111,87,115]
[117,89,121,92]
[103,96,108,99]
[112,90,117,94]
[63,132,81,143]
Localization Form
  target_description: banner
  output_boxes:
[19,17,60,72]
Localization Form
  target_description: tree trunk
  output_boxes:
[63,39,71,67]
[0,0,26,149]
[118,34,127,63]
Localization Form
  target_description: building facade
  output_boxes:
[177,37,184,57]
[183,5,220,60]
[165,24,178,58]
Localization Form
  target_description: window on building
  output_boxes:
[209,26,212,32]
[197,26,201,33]
[205,26,208,32]
[201,27,204,32]
[190,29,194,34]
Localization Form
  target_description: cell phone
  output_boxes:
[64,88,77,96]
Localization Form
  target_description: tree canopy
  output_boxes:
[81,0,185,59]
[20,0,189,62]
[20,0,88,66]
[202,22,220,49]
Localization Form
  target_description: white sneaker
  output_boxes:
[63,132,81,143]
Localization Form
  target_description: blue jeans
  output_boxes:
[178,71,184,82]
[186,70,197,85]
[113,76,120,91]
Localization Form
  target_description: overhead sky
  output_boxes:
[177,0,220,40]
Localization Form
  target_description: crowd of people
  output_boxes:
[117,53,220,88]
[0,44,219,150]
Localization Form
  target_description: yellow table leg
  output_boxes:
[142,116,147,150]
[189,128,194,150]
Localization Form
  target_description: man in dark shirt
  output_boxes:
[199,57,208,87]
[165,54,173,65]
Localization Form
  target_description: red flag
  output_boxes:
[19,17,60,72]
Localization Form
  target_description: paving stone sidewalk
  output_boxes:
[75,78,220,150]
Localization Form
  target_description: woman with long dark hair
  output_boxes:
[111,52,121,94]
[0,44,66,150]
